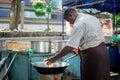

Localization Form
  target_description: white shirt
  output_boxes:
[66,13,105,50]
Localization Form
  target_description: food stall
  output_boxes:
[0,0,120,80]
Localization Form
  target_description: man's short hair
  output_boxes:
[63,7,77,19]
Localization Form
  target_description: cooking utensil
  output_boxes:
[51,40,67,52]
[31,54,78,74]
[62,54,78,62]
[31,41,51,53]
[31,62,69,74]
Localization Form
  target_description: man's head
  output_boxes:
[64,7,78,24]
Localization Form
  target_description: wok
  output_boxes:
[31,62,69,74]
[31,54,77,74]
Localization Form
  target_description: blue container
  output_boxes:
[108,46,120,72]
[1,50,54,80]
[62,53,81,79]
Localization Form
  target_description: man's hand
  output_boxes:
[45,57,56,67]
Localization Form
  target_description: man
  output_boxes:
[46,8,110,80]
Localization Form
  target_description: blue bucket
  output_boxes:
[108,46,120,72]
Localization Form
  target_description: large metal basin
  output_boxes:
[31,40,67,53]
[31,41,51,53]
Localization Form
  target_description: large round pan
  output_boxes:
[31,62,69,74]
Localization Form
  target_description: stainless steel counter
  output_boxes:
[0,36,112,51]
[0,36,112,42]
[0,36,68,41]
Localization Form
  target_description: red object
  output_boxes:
[72,49,78,54]
[0,0,12,3]
[30,0,46,3]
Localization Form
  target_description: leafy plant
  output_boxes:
[32,0,55,32]
[32,0,54,16]
[114,13,120,26]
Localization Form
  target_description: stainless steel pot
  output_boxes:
[31,41,51,53]
[51,40,67,52]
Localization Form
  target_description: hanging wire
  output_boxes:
[71,0,106,8]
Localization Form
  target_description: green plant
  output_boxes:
[114,13,120,26]
[32,0,54,16]
[32,0,55,32]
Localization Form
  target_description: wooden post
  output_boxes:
[20,0,25,30]
[9,0,21,30]
[15,0,21,29]
[9,0,17,30]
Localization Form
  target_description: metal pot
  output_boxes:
[51,40,67,52]
[31,41,51,53]
[31,62,69,74]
